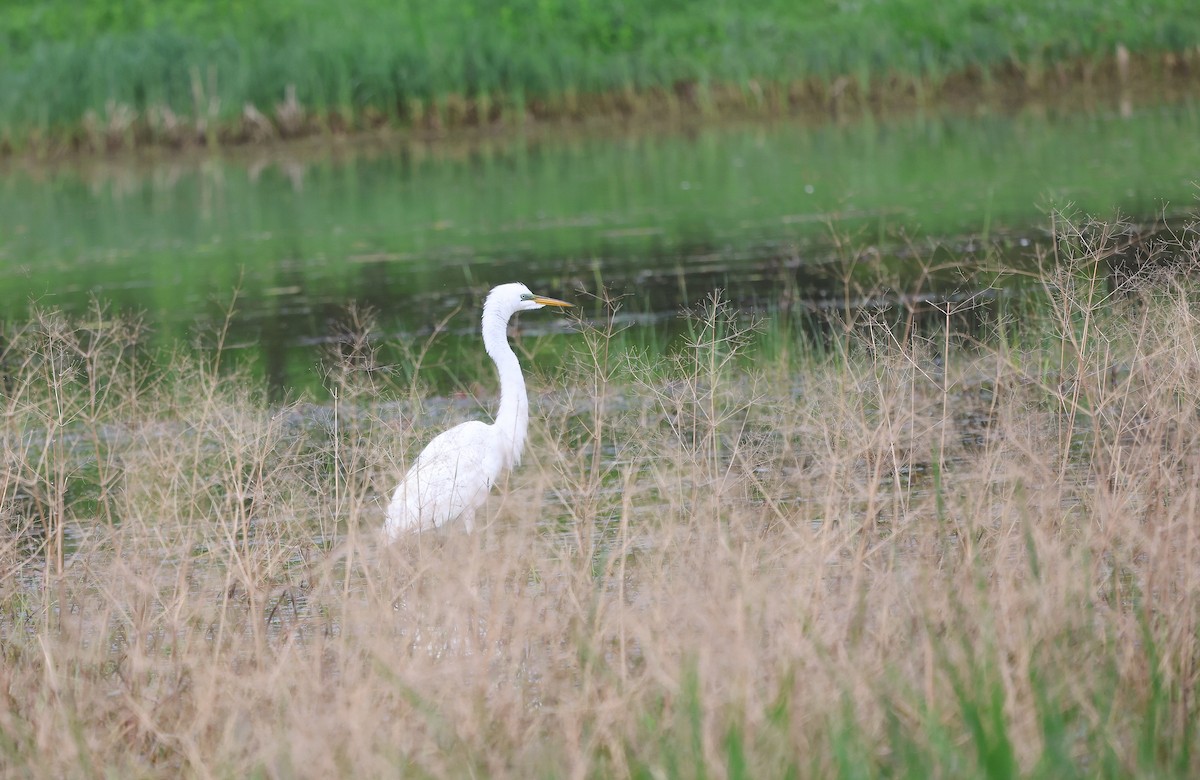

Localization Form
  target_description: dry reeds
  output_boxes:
[2,220,1199,777]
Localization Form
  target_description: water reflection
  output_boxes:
[1,100,1198,395]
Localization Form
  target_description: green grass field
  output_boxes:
[2,218,1199,776]
[3,0,1199,152]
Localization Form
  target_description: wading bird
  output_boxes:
[382,283,571,541]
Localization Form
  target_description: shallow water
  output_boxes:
[2,97,1199,395]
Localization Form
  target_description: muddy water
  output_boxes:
[2,98,1198,394]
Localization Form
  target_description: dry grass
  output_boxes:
[3,221,1200,778]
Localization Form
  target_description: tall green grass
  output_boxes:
[3,0,1199,150]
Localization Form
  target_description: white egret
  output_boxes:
[382,283,572,541]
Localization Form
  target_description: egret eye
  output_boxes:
[520,293,534,300]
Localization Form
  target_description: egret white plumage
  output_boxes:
[382,283,571,541]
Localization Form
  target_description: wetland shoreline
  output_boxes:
[6,47,1200,162]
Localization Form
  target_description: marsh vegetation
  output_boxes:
[4,0,1200,154]
[3,218,1199,776]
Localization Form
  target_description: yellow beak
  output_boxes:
[532,295,572,308]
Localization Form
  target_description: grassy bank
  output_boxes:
[2,218,1199,776]
[3,0,1200,155]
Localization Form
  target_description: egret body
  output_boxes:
[382,283,571,540]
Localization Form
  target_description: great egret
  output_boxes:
[382,283,572,541]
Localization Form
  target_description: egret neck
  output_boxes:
[483,301,529,469]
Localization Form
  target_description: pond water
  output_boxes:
[2,97,1199,395]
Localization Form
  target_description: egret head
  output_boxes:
[486,282,572,316]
